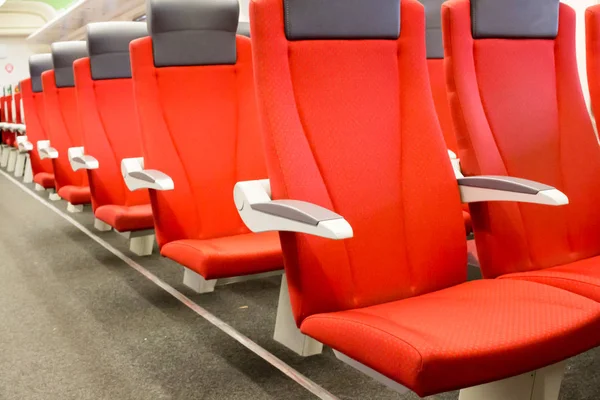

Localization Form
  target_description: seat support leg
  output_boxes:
[6,148,17,172]
[94,218,112,232]
[34,183,45,192]
[0,146,10,167]
[67,203,83,213]
[334,350,409,394]
[183,268,217,293]
[14,153,26,177]
[22,155,33,183]
[129,234,155,256]
[274,274,323,356]
[458,360,566,400]
[48,191,61,201]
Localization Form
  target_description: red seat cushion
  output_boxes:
[33,172,55,189]
[95,204,154,233]
[499,256,600,302]
[301,279,600,397]
[57,185,91,205]
[160,232,283,280]
[462,209,472,234]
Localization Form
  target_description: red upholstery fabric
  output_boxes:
[13,92,22,124]
[58,185,91,205]
[443,1,600,281]
[95,204,154,233]
[41,70,89,196]
[587,6,600,147]
[1,94,14,147]
[301,279,600,397]
[130,35,282,279]
[500,256,600,302]
[73,58,151,231]
[161,232,283,280]
[33,172,55,189]
[428,58,472,234]
[251,0,466,323]
[21,79,53,178]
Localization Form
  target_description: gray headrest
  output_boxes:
[87,22,148,80]
[51,41,88,88]
[471,0,560,39]
[29,53,54,93]
[421,0,444,59]
[283,0,400,40]
[148,0,240,67]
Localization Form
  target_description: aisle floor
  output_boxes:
[0,169,598,400]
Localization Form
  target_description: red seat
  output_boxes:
[1,91,15,147]
[72,22,153,232]
[129,0,282,280]
[21,55,55,187]
[443,0,600,301]
[422,0,472,234]
[249,0,600,395]
[95,204,154,233]
[42,42,90,205]
[33,171,55,189]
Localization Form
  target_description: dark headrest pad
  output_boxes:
[420,0,444,59]
[29,53,53,93]
[148,0,240,67]
[87,22,148,80]
[284,0,400,40]
[472,0,560,39]
[51,41,89,88]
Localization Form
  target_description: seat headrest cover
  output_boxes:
[471,0,559,39]
[87,21,148,80]
[148,0,240,67]
[29,53,54,93]
[283,0,400,40]
[51,41,89,88]
[421,0,444,59]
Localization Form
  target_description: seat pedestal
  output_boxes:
[458,360,565,400]
[35,183,46,191]
[94,218,112,232]
[0,145,10,167]
[67,203,84,213]
[129,234,155,256]
[182,268,283,294]
[6,148,17,171]
[14,153,27,177]
[22,155,32,183]
[274,274,323,357]
[49,190,61,201]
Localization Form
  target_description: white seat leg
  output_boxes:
[458,361,566,400]
[14,152,26,177]
[94,218,112,232]
[6,149,17,172]
[67,203,83,213]
[35,183,45,191]
[49,191,61,201]
[0,145,10,167]
[274,274,323,356]
[129,234,155,256]
[22,155,33,183]
[183,268,217,293]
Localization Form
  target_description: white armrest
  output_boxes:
[37,140,58,159]
[459,176,568,206]
[233,179,353,240]
[448,150,464,179]
[121,157,174,191]
[15,124,26,134]
[16,136,33,152]
[68,147,99,171]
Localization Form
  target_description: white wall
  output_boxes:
[0,37,48,91]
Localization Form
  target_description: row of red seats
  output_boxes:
[2,0,600,397]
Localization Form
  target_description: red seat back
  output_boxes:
[42,41,89,192]
[74,22,149,212]
[130,0,268,248]
[443,0,600,277]
[587,5,600,129]
[251,0,466,324]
